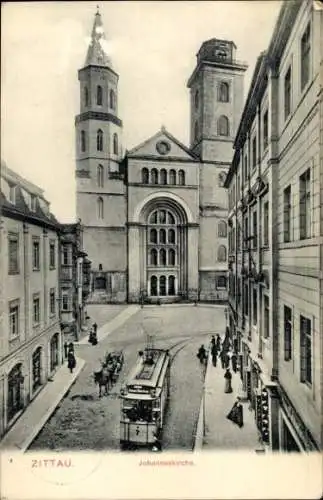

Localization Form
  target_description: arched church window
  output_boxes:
[159,229,166,244]
[159,276,166,295]
[168,228,175,244]
[150,276,158,296]
[217,245,227,262]
[160,249,166,266]
[149,211,158,224]
[113,134,118,155]
[84,87,89,107]
[195,90,199,109]
[110,89,116,110]
[142,168,149,184]
[218,115,229,136]
[169,170,176,185]
[168,275,175,295]
[97,197,104,219]
[218,82,229,102]
[81,131,86,152]
[167,212,175,224]
[97,129,103,151]
[178,170,185,186]
[97,85,103,106]
[168,249,175,266]
[194,121,199,142]
[160,169,167,185]
[97,165,104,187]
[150,249,158,266]
[151,169,158,185]
[159,210,166,224]
[218,220,227,238]
[150,229,157,244]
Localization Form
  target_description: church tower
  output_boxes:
[75,9,127,302]
[187,39,247,300]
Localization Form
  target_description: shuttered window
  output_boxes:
[300,315,311,384]
[284,306,292,361]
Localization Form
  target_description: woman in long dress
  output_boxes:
[224,368,233,393]
[227,397,244,427]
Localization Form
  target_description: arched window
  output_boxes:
[160,169,167,185]
[168,228,175,243]
[218,245,227,262]
[195,89,199,109]
[113,133,118,155]
[159,229,166,244]
[168,275,175,295]
[81,131,86,152]
[218,220,227,238]
[97,197,104,219]
[97,85,103,105]
[84,87,89,107]
[142,168,149,184]
[159,276,166,295]
[110,89,116,110]
[97,164,104,187]
[32,346,42,392]
[97,129,103,151]
[149,211,158,224]
[178,170,185,186]
[167,212,175,224]
[159,210,166,224]
[218,82,229,102]
[194,121,198,141]
[150,249,158,266]
[168,248,175,265]
[160,249,166,265]
[218,115,229,136]
[151,169,158,185]
[169,169,176,185]
[150,276,158,296]
[218,171,226,187]
[150,228,157,243]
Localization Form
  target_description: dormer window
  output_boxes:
[31,195,37,212]
[9,185,16,204]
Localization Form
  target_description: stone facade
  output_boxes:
[224,0,322,451]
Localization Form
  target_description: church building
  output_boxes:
[75,10,247,303]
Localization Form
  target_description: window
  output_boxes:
[150,276,158,296]
[284,66,291,120]
[97,164,104,187]
[159,229,166,244]
[151,169,158,185]
[253,210,257,249]
[50,289,55,316]
[62,247,69,266]
[9,300,19,337]
[84,87,89,107]
[150,249,158,266]
[150,229,157,243]
[237,175,241,200]
[263,110,268,150]
[300,315,312,384]
[218,221,227,238]
[284,306,292,361]
[8,234,19,274]
[160,169,167,185]
[244,216,248,241]
[110,89,116,110]
[283,185,291,242]
[299,168,311,239]
[159,276,166,296]
[62,294,69,311]
[169,170,176,185]
[218,82,229,102]
[194,121,198,142]
[49,241,55,269]
[31,195,37,211]
[168,229,175,244]
[194,90,199,109]
[113,133,118,155]
[218,115,229,136]
[244,283,249,316]
[263,202,269,246]
[81,131,86,152]
[253,287,257,325]
[217,245,227,262]
[142,168,149,184]
[263,295,270,338]
[33,295,40,325]
[178,170,185,186]
[97,85,103,105]
[9,185,16,204]
[97,129,103,151]
[168,275,175,295]
[237,223,241,251]
[217,276,227,289]
[244,154,248,182]
[301,23,311,91]
[32,347,42,392]
[168,248,175,266]
[33,239,40,270]
[252,136,257,169]
[97,197,104,219]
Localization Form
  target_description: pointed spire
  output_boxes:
[85,7,112,68]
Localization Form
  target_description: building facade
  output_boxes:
[224,0,322,451]
[76,11,247,304]
[0,162,63,438]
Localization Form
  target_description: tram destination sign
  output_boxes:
[128,384,150,394]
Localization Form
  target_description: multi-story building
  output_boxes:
[59,222,91,341]
[224,0,322,451]
[0,161,63,438]
[76,10,248,304]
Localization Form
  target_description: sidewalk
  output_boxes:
[0,357,85,452]
[195,351,261,451]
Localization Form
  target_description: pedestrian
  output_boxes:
[93,322,98,334]
[197,344,206,364]
[231,352,238,373]
[211,344,217,367]
[64,341,68,358]
[219,350,226,369]
[68,342,74,353]
[215,334,221,352]
[211,335,216,348]
[227,397,244,427]
[67,351,76,374]
[224,368,233,393]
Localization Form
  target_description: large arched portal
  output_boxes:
[128,194,198,302]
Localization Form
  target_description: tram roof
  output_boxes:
[127,348,169,388]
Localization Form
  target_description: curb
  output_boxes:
[193,351,212,451]
[21,357,85,452]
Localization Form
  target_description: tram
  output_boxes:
[119,348,170,450]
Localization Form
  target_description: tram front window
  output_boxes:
[122,399,153,422]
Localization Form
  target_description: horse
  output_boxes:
[94,365,113,397]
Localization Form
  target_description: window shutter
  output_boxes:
[300,316,306,382]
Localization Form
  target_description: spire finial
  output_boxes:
[96,5,100,14]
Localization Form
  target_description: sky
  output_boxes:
[2,1,282,222]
